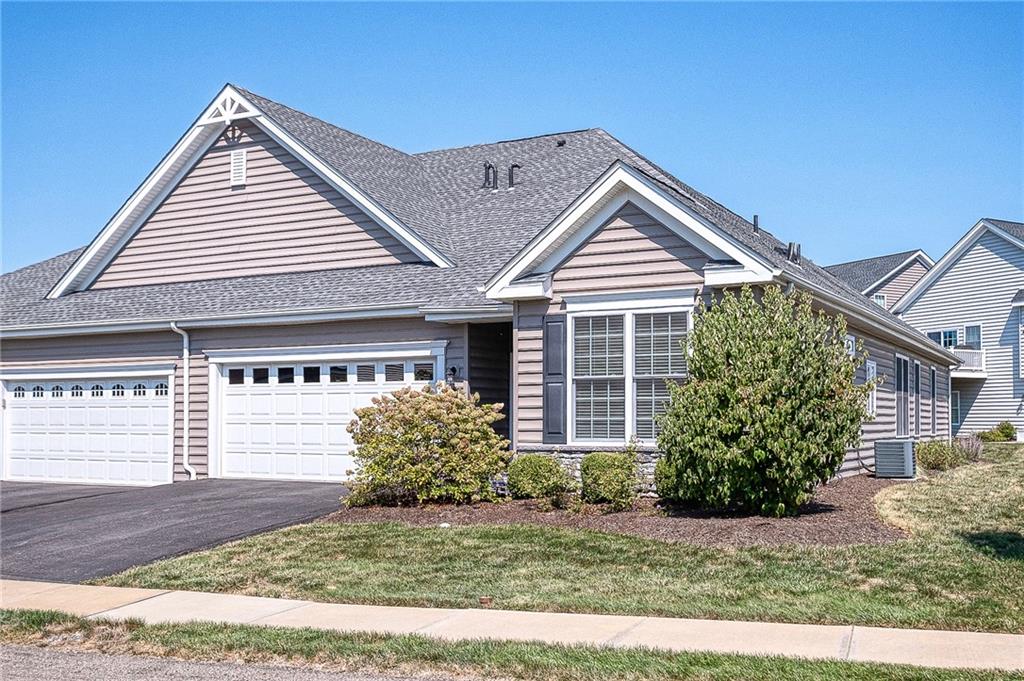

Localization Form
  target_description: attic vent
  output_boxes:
[483,162,497,189]
[787,241,801,263]
[230,149,247,187]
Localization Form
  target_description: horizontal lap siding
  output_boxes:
[92,121,418,289]
[874,260,929,309]
[901,231,1024,435]
[514,301,546,446]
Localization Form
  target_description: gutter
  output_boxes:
[169,322,197,481]
[779,270,960,367]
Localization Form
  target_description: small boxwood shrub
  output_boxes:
[580,452,638,511]
[507,454,575,506]
[916,440,968,471]
[346,385,510,506]
[979,421,1017,443]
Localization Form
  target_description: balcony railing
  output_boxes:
[952,347,985,372]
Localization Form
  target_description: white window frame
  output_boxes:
[566,299,693,447]
[962,323,983,350]
[894,353,910,437]
[951,390,961,428]
[872,293,886,308]
[865,359,877,418]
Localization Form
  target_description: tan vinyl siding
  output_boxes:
[513,300,547,446]
[550,202,707,300]
[92,121,419,289]
[1,318,466,480]
[901,230,1024,435]
[872,259,930,309]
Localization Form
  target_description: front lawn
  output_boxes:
[2,609,1017,681]
[100,444,1024,633]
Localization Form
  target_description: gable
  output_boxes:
[871,258,930,307]
[551,202,709,297]
[90,121,420,290]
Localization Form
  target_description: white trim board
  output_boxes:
[47,84,451,299]
[205,340,448,365]
[893,220,1024,314]
[483,162,777,301]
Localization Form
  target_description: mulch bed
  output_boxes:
[323,475,908,548]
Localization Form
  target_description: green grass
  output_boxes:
[99,445,1024,634]
[2,609,1018,681]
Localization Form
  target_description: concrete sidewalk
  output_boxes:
[2,579,1021,672]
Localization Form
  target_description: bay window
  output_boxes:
[570,308,689,443]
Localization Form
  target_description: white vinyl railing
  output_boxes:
[952,347,985,371]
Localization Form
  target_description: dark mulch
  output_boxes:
[324,475,908,548]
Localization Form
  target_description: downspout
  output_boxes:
[170,322,198,480]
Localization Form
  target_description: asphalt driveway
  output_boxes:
[1,479,343,583]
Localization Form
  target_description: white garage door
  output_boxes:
[219,358,437,482]
[2,378,173,485]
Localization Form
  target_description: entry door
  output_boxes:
[219,359,436,482]
[2,378,173,485]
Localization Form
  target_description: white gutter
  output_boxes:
[169,322,197,481]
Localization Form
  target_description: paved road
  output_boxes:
[1,479,344,582]
[0,645,458,681]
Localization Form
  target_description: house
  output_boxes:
[826,250,933,310]
[893,218,1024,439]
[0,84,958,486]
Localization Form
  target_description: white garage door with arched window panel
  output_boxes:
[208,342,447,482]
[1,366,175,486]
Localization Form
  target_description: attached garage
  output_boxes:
[1,367,175,486]
[208,342,447,483]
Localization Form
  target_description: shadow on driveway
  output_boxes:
[1,479,344,583]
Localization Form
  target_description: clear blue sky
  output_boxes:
[2,2,1021,274]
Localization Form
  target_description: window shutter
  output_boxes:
[230,149,247,187]
[542,314,567,444]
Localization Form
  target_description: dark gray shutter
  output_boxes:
[542,314,567,444]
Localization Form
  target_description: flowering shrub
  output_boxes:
[345,385,510,506]
[656,286,871,517]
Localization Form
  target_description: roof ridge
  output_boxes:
[413,128,599,156]
[826,249,922,269]
[233,85,416,160]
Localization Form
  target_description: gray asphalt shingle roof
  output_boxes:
[0,86,944,350]
[825,250,926,293]
[986,218,1024,241]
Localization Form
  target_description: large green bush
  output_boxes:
[580,452,638,511]
[979,421,1017,443]
[656,285,871,517]
[507,454,575,501]
[916,440,968,471]
[345,385,510,506]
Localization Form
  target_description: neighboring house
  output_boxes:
[0,84,956,486]
[826,250,933,310]
[894,218,1024,439]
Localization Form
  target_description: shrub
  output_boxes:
[656,285,871,517]
[654,456,681,504]
[580,452,638,511]
[979,422,1017,443]
[916,440,968,471]
[954,433,984,462]
[345,385,510,506]
[507,454,575,504]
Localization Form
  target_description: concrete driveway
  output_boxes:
[1,479,343,583]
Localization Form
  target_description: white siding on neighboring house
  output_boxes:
[900,230,1024,435]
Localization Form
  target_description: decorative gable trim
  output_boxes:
[47,85,451,298]
[893,220,1024,314]
[483,162,777,301]
[861,249,934,295]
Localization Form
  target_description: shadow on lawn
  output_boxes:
[961,531,1024,561]
[660,501,838,519]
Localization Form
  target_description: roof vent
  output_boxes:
[482,162,497,189]
[556,139,566,147]
[508,163,521,189]
[787,241,801,263]
[753,214,759,232]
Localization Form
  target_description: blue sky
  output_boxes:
[2,2,1021,273]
